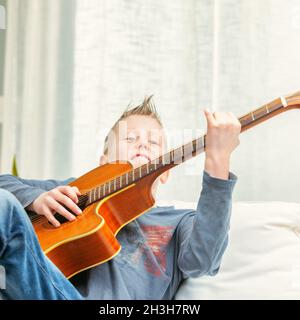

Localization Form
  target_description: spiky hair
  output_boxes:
[103,95,163,154]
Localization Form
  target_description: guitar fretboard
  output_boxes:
[79,95,288,209]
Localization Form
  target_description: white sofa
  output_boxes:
[159,201,300,300]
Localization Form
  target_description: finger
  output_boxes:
[55,189,82,215]
[47,197,77,221]
[227,112,241,126]
[213,111,231,125]
[43,206,61,228]
[204,109,217,126]
[58,186,79,204]
[228,111,236,119]
[72,186,81,196]
[216,112,240,127]
[57,192,82,215]
[225,112,241,128]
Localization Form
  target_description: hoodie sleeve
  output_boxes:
[0,174,75,208]
[176,170,237,279]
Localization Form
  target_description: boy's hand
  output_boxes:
[27,186,82,227]
[204,109,241,180]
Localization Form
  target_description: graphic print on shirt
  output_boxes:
[140,225,174,276]
[115,221,174,277]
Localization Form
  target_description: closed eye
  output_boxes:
[149,140,159,145]
[125,137,136,143]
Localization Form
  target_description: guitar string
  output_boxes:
[30,101,285,224]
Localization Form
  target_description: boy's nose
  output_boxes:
[137,142,148,151]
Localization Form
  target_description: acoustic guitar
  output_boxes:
[30,91,300,278]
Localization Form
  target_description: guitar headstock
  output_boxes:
[285,91,300,109]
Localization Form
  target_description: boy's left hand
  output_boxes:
[203,109,241,180]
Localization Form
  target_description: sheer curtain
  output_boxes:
[1,0,300,202]
[72,0,300,202]
[1,0,76,179]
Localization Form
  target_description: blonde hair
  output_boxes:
[103,95,163,154]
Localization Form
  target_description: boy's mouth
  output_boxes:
[131,154,151,162]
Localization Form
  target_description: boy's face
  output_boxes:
[100,115,169,185]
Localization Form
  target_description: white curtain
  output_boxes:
[1,0,76,179]
[72,0,300,202]
[2,0,300,202]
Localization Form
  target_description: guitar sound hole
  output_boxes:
[54,213,69,224]
[47,202,87,226]
[46,213,69,227]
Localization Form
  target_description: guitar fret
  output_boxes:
[126,172,128,185]
[280,96,288,107]
[184,142,193,161]
[251,111,255,121]
[266,104,270,113]
[120,175,122,188]
[165,152,171,165]
[176,146,183,163]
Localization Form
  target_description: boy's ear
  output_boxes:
[100,154,108,166]
[159,170,170,184]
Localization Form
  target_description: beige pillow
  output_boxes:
[167,201,300,300]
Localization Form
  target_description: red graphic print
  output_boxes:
[140,225,174,276]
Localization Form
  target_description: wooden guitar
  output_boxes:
[30,91,300,278]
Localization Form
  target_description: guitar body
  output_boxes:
[33,162,159,279]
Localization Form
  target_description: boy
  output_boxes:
[0,97,241,299]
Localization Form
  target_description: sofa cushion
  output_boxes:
[161,201,300,300]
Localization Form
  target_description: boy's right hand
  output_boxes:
[27,186,82,227]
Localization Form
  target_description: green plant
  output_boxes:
[12,154,19,176]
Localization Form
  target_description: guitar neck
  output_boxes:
[80,93,299,209]
[137,95,292,170]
